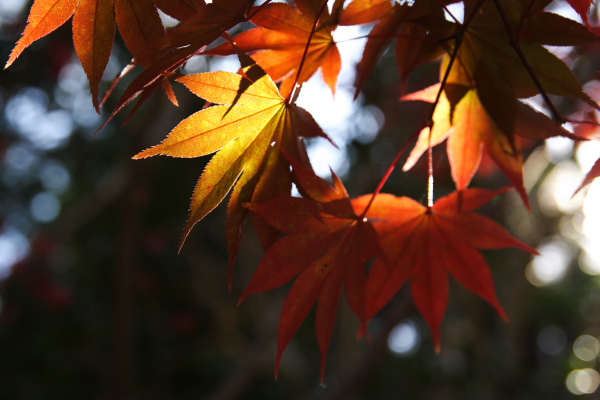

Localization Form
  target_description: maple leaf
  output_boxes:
[450,0,598,108]
[340,0,453,95]
[565,0,594,25]
[352,188,538,348]
[5,0,79,70]
[575,157,600,195]
[151,0,251,61]
[206,1,341,97]
[244,159,382,380]
[402,84,576,207]
[6,0,166,111]
[97,0,253,128]
[133,62,329,279]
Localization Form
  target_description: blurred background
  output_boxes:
[1,0,600,399]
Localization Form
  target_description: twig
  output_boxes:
[358,127,422,219]
[360,0,486,216]
[335,33,439,45]
[435,0,461,25]
[246,0,274,21]
[491,0,564,123]
[286,0,330,103]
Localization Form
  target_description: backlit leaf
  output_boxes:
[206,2,341,97]
[246,160,382,380]
[133,63,328,278]
[73,0,115,111]
[5,0,79,69]
[353,188,537,348]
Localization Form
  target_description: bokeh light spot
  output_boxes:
[537,325,567,356]
[40,161,71,193]
[0,229,30,278]
[526,238,572,286]
[30,193,61,223]
[573,335,600,362]
[538,161,585,216]
[388,320,420,356]
[566,369,600,395]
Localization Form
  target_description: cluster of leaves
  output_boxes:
[7,0,600,379]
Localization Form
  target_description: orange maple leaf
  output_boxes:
[353,188,538,349]
[6,0,166,111]
[133,62,329,279]
[402,84,577,207]
[340,0,453,95]
[98,0,253,129]
[206,1,341,97]
[244,159,382,380]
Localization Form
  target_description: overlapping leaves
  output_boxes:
[207,0,341,97]
[246,163,535,374]
[245,159,381,379]
[133,62,328,276]
[7,0,600,378]
[6,0,166,111]
[353,188,537,347]
[394,0,598,206]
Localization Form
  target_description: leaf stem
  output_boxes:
[427,143,434,208]
[424,0,485,208]
[336,33,439,45]
[286,0,329,103]
[435,0,461,25]
[491,0,564,123]
[360,0,486,217]
[245,0,274,20]
[358,126,423,219]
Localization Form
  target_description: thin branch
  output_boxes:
[517,0,538,42]
[491,0,564,123]
[435,0,461,25]
[245,0,274,21]
[427,142,434,207]
[424,16,466,209]
[360,0,487,216]
[358,126,423,219]
[335,32,440,45]
[286,0,330,103]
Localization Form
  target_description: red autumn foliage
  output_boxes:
[6,0,600,379]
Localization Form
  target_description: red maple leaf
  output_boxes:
[575,157,600,195]
[206,0,341,97]
[565,0,594,24]
[353,188,538,348]
[244,158,382,380]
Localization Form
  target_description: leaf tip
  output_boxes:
[237,293,248,306]
[4,48,20,70]
[357,322,371,343]
[132,146,161,160]
[495,303,509,322]
[275,350,284,380]
[431,328,442,354]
